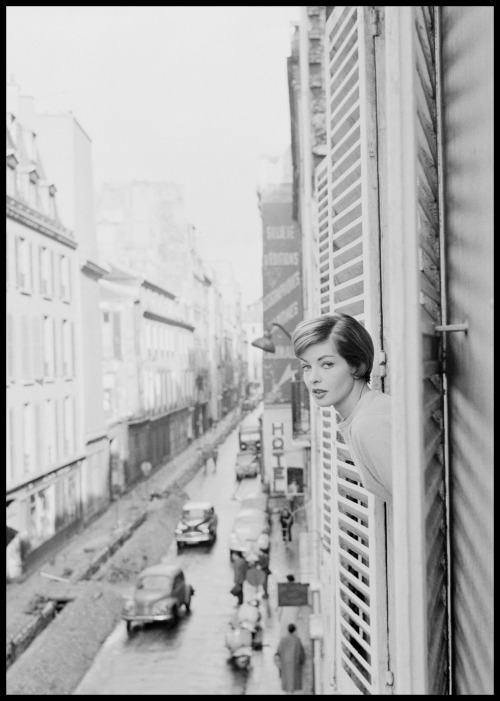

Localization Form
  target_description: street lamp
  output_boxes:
[251,322,292,353]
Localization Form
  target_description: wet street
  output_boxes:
[73,419,297,695]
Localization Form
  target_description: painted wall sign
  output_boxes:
[260,183,303,403]
[277,582,309,607]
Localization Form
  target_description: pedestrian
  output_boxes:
[292,312,392,503]
[257,549,271,599]
[280,507,293,542]
[274,623,306,695]
[230,551,247,606]
[212,446,218,472]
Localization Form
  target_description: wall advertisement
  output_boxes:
[260,184,303,404]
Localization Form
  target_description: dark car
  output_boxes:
[175,501,218,550]
[238,425,261,452]
[122,564,194,632]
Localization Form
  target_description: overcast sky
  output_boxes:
[6,5,301,305]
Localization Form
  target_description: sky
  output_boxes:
[6,5,302,306]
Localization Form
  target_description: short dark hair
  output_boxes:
[288,623,296,633]
[292,313,374,383]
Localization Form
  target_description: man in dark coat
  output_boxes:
[274,623,306,694]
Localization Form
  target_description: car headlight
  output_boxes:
[123,600,135,613]
[175,523,189,534]
[152,600,170,614]
[199,523,210,533]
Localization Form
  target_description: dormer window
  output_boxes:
[6,151,18,196]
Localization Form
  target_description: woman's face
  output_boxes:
[299,339,357,415]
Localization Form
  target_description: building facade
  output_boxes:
[6,91,85,577]
[99,263,195,490]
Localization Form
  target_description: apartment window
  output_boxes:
[15,236,32,293]
[46,398,57,466]
[62,319,74,377]
[21,315,32,383]
[113,312,122,360]
[63,396,75,457]
[7,164,16,196]
[23,403,35,475]
[39,247,53,298]
[60,254,71,301]
[48,190,56,219]
[145,322,152,360]
[28,178,38,209]
[102,311,112,359]
[43,315,56,379]
[33,316,44,381]
[8,407,15,486]
[7,314,15,383]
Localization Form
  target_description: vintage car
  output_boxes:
[229,507,271,560]
[238,425,261,452]
[239,492,269,514]
[235,451,260,481]
[175,501,218,550]
[122,564,194,632]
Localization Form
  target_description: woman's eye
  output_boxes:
[322,362,333,369]
[301,365,310,372]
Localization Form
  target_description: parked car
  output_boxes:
[229,508,271,560]
[175,501,218,550]
[239,492,269,514]
[238,425,261,452]
[235,452,260,481]
[122,564,194,633]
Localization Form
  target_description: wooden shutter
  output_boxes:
[324,6,388,695]
[415,6,449,694]
[385,5,449,695]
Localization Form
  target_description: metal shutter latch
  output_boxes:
[435,322,468,333]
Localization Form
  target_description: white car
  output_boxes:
[229,508,271,560]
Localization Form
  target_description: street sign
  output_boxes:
[277,582,309,606]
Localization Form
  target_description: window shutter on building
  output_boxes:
[413,6,449,694]
[385,5,449,695]
[323,7,389,694]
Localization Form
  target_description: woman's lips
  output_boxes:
[313,389,327,397]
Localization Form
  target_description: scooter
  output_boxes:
[236,599,263,650]
[225,621,253,670]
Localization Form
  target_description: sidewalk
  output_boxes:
[243,497,315,695]
[6,410,241,670]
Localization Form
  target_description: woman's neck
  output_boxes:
[336,380,370,421]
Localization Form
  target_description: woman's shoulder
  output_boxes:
[358,389,391,412]
[351,391,391,435]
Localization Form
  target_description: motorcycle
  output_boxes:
[236,599,263,650]
[225,621,253,670]
[224,599,263,670]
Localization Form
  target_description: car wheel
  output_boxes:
[172,606,179,622]
[126,621,133,634]
[185,594,191,613]
[177,542,184,552]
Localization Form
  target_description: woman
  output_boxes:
[292,313,392,503]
